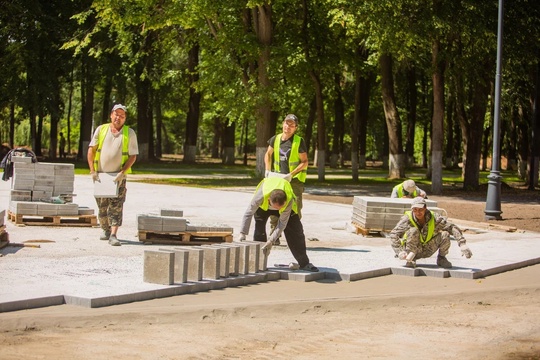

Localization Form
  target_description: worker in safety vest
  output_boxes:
[264,114,308,245]
[88,104,138,246]
[238,177,318,272]
[389,197,473,268]
[391,179,427,199]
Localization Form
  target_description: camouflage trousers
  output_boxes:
[270,179,305,231]
[404,228,451,260]
[95,179,127,231]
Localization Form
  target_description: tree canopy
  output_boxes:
[1,0,539,190]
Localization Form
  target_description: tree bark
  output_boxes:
[379,53,405,178]
[431,39,445,194]
[184,41,201,164]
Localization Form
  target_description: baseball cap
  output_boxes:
[403,179,416,193]
[284,114,298,125]
[111,104,127,113]
[411,196,426,209]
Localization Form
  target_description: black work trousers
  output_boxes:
[253,208,309,267]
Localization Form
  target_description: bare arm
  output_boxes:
[87,146,97,173]
[264,145,273,172]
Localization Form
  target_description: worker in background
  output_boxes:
[391,179,427,199]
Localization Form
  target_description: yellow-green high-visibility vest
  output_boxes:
[273,134,307,183]
[393,183,418,198]
[402,210,435,245]
[256,177,298,214]
[93,125,132,174]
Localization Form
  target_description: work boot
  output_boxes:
[100,230,111,240]
[404,261,416,268]
[108,234,121,246]
[437,255,452,269]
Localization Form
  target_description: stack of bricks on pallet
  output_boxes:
[351,196,439,232]
[8,156,92,217]
[143,241,264,285]
[137,208,234,236]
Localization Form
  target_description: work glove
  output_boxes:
[283,173,293,182]
[238,233,246,242]
[262,240,273,256]
[265,170,270,178]
[91,171,100,183]
[398,251,407,260]
[405,252,416,262]
[113,172,126,183]
[459,243,473,258]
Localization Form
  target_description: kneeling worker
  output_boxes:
[238,177,318,272]
[389,197,473,268]
[391,179,427,199]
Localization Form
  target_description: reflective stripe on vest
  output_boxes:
[403,210,435,245]
[94,125,132,174]
[394,183,418,198]
[256,177,298,214]
[273,134,307,183]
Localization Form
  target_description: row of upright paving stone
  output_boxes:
[143,240,268,285]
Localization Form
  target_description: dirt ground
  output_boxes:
[0,184,539,360]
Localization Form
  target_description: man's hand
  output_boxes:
[265,170,270,178]
[91,171,100,183]
[113,172,126,183]
[262,240,273,256]
[238,233,246,242]
[460,243,473,258]
[284,173,292,182]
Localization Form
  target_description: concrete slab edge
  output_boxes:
[4,258,540,312]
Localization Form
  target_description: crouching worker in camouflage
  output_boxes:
[238,177,318,272]
[389,197,473,268]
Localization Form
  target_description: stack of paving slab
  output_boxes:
[137,208,234,244]
[351,196,441,234]
[7,156,94,222]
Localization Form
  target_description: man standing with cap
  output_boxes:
[391,179,427,198]
[264,114,308,243]
[389,197,473,268]
[88,104,138,246]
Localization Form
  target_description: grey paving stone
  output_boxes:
[143,250,175,285]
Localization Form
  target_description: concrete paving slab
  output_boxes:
[1,174,539,312]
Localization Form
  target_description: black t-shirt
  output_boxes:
[268,135,307,174]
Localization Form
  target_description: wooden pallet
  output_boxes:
[8,210,97,227]
[138,230,233,245]
[351,221,387,236]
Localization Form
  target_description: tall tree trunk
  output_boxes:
[222,120,236,165]
[253,4,273,177]
[405,66,417,166]
[331,74,344,168]
[184,41,201,164]
[311,70,326,181]
[445,95,455,168]
[79,56,94,161]
[304,96,316,158]
[457,74,490,190]
[155,95,163,158]
[379,53,405,178]
[431,40,445,194]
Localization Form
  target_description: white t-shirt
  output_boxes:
[89,124,139,173]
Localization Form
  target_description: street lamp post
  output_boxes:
[485,0,504,220]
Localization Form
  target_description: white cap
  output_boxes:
[403,179,416,193]
[411,197,426,209]
[111,104,127,113]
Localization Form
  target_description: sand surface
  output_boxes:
[1,175,539,359]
